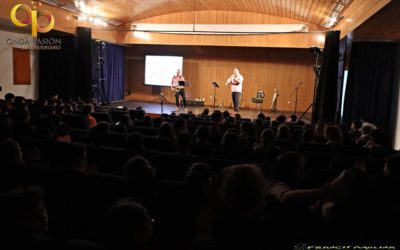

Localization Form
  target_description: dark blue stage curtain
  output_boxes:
[312,31,340,124]
[92,42,125,102]
[343,42,398,137]
[39,32,78,100]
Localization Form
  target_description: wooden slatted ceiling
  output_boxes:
[62,0,351,27]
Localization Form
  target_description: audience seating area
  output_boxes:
[0,94,399,250]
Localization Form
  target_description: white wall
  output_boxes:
[395,95,400,150]
[0,29,38,100]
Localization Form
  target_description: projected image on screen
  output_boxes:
[145,55,183,86]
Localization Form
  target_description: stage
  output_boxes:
[111,99,312,121]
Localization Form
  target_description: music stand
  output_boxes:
[212,82,219,110]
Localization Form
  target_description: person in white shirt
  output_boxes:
[171,69,187,111]
[226,68,244,113]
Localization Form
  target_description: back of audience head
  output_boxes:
[360,122,377,136]
[123,156,157,188]
[195,125,209,142]
[324,125,343,145]
[4,93,15,102]
[240,121,256,138]
[158,122,175,140]
[201,108,209,116]
[100,200,153,250]
[260,128,276,146]
[0,185,48,235]
[277,124,290,140]
[276,115,286,124]
[91,121,110,133]
[211,110,223,123]
[126,132,144,153]
[271,152,306,187]
[177,132,192,154]
[351,120,362,130]
[289,114,297,123]
[173,118,187,133]
[220,164,266,213]
[222,132,240,151]
[384,154,400,177]
[257,113,266,120]
[0,138,24,166]
[301,128,315,143]
[152,116,164,128]
[368,129,392,149]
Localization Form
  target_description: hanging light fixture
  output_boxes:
[74,0,108,27]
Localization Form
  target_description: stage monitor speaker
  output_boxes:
[187,99,205,107]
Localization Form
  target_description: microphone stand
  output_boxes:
[212,82,219,110]
[160,92,165,114]
[294,81,303,116]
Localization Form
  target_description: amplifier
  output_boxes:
[187,99,205,107]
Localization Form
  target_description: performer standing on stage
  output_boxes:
[226,68,244,114]
[171,69,187,112]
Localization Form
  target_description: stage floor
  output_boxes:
[111,100,312,121]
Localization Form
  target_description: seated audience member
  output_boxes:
[267,152,323,206]
[91,121,110,133]
[211,110,223,124]
[288,114,297,124]
[55,123,72,143]
[199,108,209,118]
[190,125,213,157]
[253,118,264,137]
[152,117,164,129]
[126,132,146,155]
[276,124,290,140]
[209,125,222,148]
[349,120,362,140]
[324,125,343,145]
[12,109,35,137]
[214,164,267,250]
[173,118,188,134]
[314,122,326,143]
[83,104,97,128]
[301,128,315,143]
[123,156,157,208]
[177,132,192,154]
[113,115,134,134]
[99,200,153,250]
[384,154,400,177]
[0,138,24,167]
[0,186,58,249]
[213,131,242,160]
[320,163,381,241]
[158,122,176,144]
[254,128,281,165]
[52,143,88,172]
[4,93,15,111]
[239,121,258,149]
[257,113,266,120]
[276,115,286,124]
[366,129,392,150]
[266,152,327,246]
[357,121,377,146]
[123,156,157,186]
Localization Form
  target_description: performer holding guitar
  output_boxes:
[171,69,187,112]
